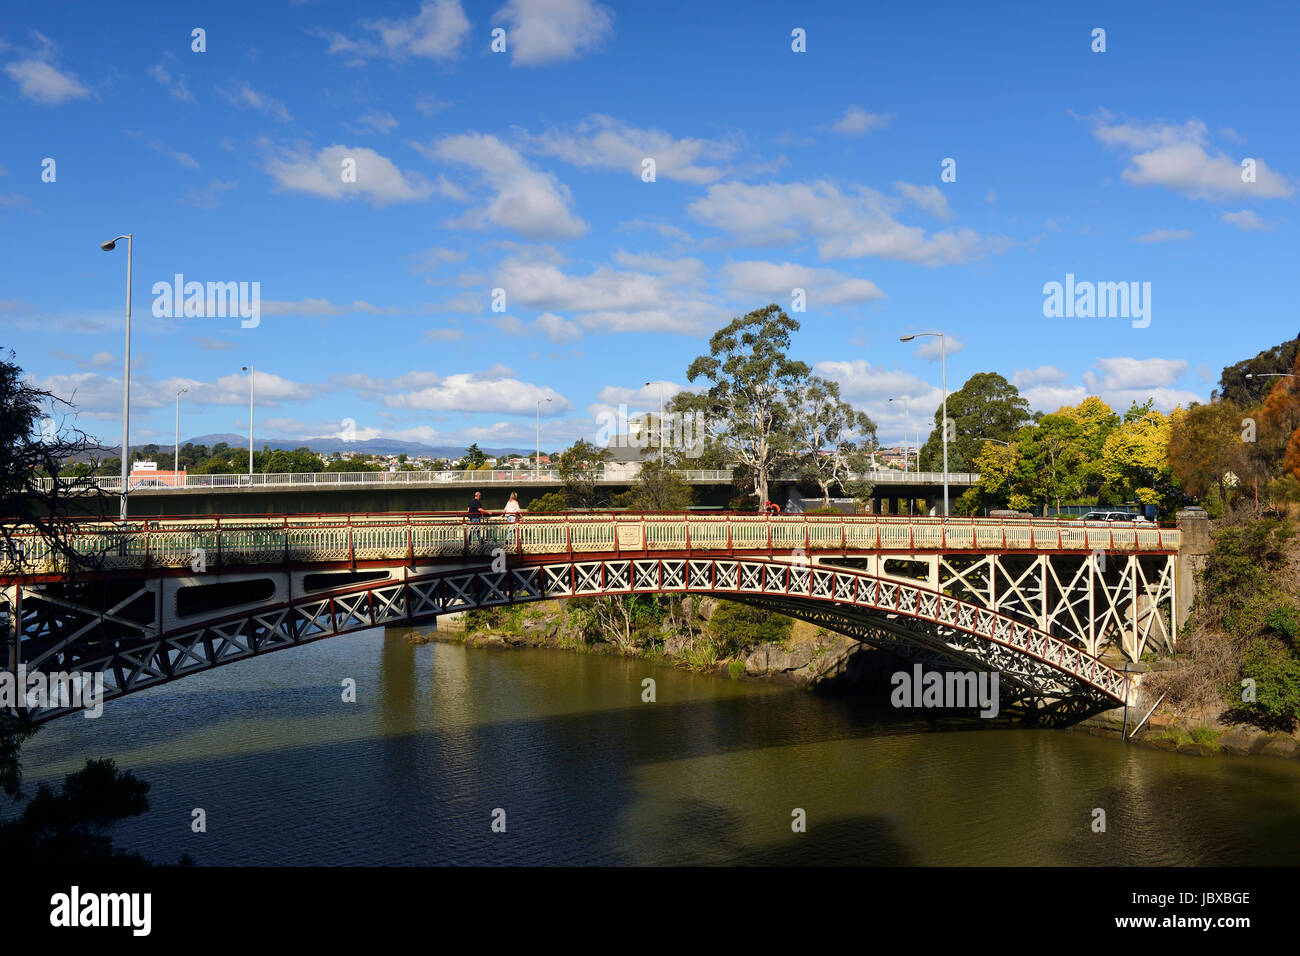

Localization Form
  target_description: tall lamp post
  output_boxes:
[174,386,189,483]
[536,396,552,480]
[645,380,666,464]
[100,234,132,522]
[901,331,949,517]
[241,366,254,476]
[887,397,911,474]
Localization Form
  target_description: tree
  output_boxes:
[1018,412,1089,514]
[789,376,876,507]
[0,349,109,573]
[325,456,380,473]
[460,443,488,469]
[1168,400,1247,502]
[1098,405,1179,512]
[613,459,694,511]
[918,372,1031,472]
[0,758,153,866]
[1217,332,1300,406]
[525,491,568,513]
[556,439,611,508]
[686,304,810,509]
[257,446,324,474]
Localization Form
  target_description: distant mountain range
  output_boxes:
[110,433,534,459]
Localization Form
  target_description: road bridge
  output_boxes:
[39,468,979,517]
[2,512,1178,725]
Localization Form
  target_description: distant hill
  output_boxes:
[179,433,533,458]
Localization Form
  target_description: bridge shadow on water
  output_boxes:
[30,654,1011,865]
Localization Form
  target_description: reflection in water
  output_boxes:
[21,626,1300,866]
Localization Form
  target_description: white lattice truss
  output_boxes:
[3,547,1175,722]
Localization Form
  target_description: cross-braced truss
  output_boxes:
[2,548,1174,722]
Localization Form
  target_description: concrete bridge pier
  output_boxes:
[1174,509,1212,633]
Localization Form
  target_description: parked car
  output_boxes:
[1081,511,1149,523]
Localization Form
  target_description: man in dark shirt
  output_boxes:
[468,491,483,545]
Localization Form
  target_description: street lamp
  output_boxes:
[174,387,188,482]
[901,331,949,517]
[101,234,132,522]
[645,380,666,464]
[536,397,552,480]
[887,397,911,474]
[241,366,254,476]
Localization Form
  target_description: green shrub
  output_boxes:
[526,491,568,513]
[1234,636,1300,731]
[707,601,793,658]
[727,659,746,680]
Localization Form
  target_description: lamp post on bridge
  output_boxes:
[241,366,254,476]
[99,233,132,523]
[900,331,949,517]
[174,387,188,483]
[887,397,911,474]
[536,396,552,480]
[645,380,667,465]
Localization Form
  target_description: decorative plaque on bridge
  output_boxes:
[616,524,645,550]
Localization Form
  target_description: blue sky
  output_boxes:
[2,0,1296,453]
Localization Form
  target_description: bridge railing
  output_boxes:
[31,468,737,492]
[32,467,982,494]
[0,512,1181,577]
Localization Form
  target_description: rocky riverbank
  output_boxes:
[407,596,883,689]
[1074,708,1300,759]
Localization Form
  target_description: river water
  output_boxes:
[22,627,1300,866]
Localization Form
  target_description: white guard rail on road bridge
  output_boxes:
[1,512,1179,577]
[35,468,979,493]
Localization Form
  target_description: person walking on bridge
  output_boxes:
[468,491,484,546]
[504,491,521,547]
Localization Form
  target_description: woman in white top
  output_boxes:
[504,492,521,546]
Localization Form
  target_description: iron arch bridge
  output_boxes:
[1,512,1180,723]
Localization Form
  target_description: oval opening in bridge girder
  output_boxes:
[177,578,276,618]
[303,570,391,592]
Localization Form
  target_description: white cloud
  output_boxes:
[491,255,723,333]
[262,297,400,316]
[1011,365,1068,388]
[220,82,292,122]
[36,369,316,421]
[689,180,1003,266]
[832,106,891,135]
[421,133,588,238]
[1221,209,1275,231]
[1090,112,1294,200]
[148,63,195,103]
[324,0,471,63]
[911,335,964,361]
[1135,228,1195,243]
[720,260,885,306]
[524,115,737,184]
[1082,357,1188,392]
[815,359,942,406]
[895,182,952,221]
[5,59,92,104]
[534,311,582,342]
[491,0,615,66]
[178,180,238,209]
[425,327,467,341]
[385,370,571,414]
[411,246,468,273]
[267,145,445,205]
[349,112,398,135]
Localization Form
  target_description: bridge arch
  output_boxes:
[15,553,1132,723]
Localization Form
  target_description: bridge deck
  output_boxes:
[2,512,1180,579]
